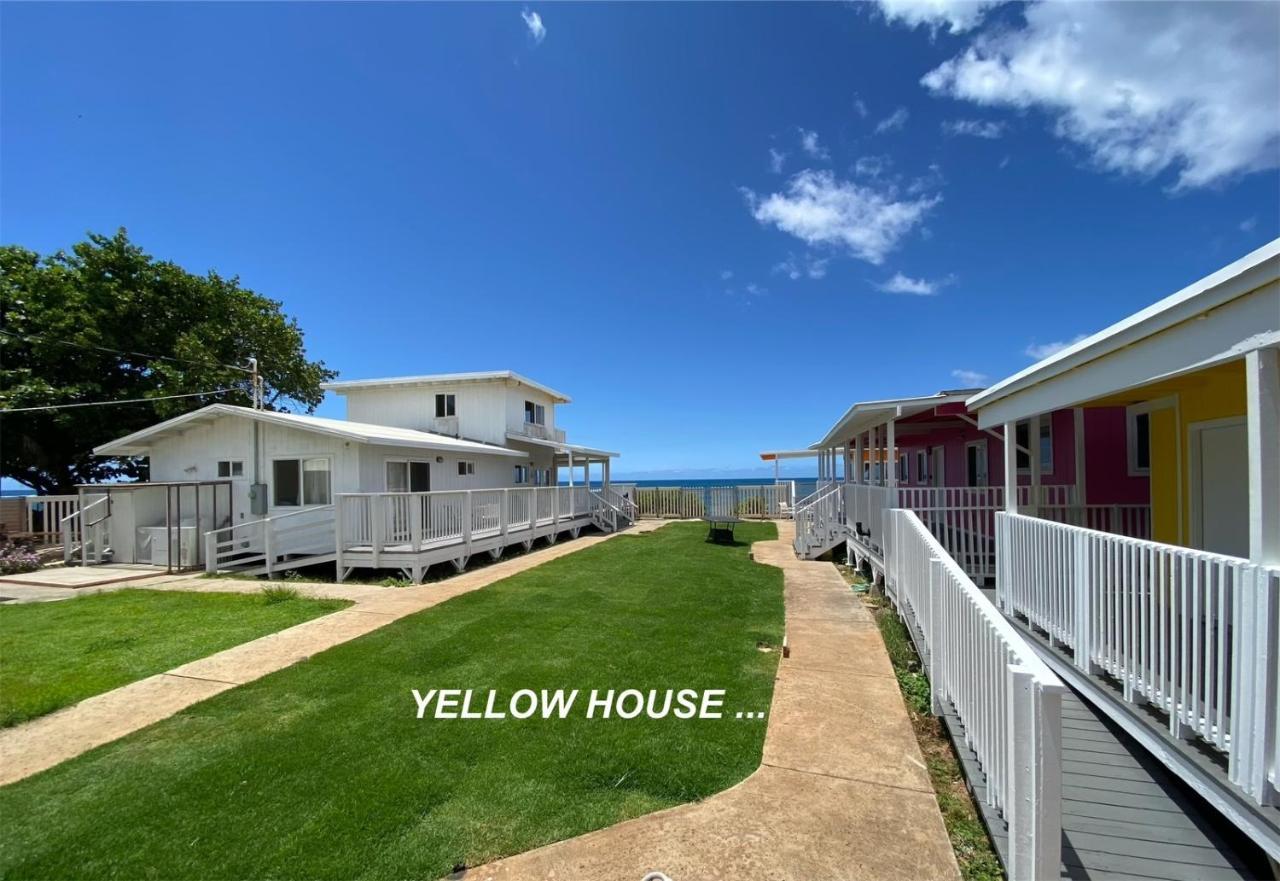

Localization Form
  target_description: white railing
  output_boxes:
[843,483,1149,581]
[204,506,335,576]
[631,485,789,520]
[996,512,1280,806]
[335,486,601,559]
[515,422,566,443]
[25,494,81,539]
[793,483,843,557]
[887,509,1065,881]
[596,485,638,522]
[61,496,111,565]
[845,484,893,558]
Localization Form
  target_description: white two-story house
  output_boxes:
[80,371,622,578]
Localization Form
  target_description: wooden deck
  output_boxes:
[920,588,1269,880]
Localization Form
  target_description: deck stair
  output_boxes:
[792,483,844,559]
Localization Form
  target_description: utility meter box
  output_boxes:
[248,483,268,516]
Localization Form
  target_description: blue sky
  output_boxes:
[3,1,1278,480]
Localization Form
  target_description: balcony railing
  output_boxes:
[514,421,566,443]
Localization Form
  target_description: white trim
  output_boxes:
[322,370,572,403]
[384,456,433,493]
[965,439,989,487]
[270,454,333,509]
[93,404,526,458]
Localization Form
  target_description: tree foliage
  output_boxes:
[0,230,337,493]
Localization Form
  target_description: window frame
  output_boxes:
[216,459,245,479]
[916,450,927,485]
[524,400,546,426]
[385,457,431,493]
[434,393,456,418]
[1015,419,1055,475]
[457,460,475,477]
[1124,397,1175,477]
[513,464,529,485]
[271,455,333,508]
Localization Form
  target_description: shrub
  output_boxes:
[735,496,768,518]
[260,585,299,604]
[0,542,41,576]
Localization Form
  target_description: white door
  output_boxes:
[1192,419,1248,558]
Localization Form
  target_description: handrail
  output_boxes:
[203,504,332,539]
[887,508,1064,881]
[996,511,1279,806]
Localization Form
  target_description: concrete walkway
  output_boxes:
[464,521,960,881]
[0,521,668,787]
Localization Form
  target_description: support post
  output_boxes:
[463,491,473,553]
[1073,406,1087,512]
[928,558,945,715]
[1006,665,1063,881]
[854,433,864,485]
[1027,414,1041,516]
[886,418,898,493]
[1004,421,1020,515]
[1246,347,1279,567]
[335,497,346,574]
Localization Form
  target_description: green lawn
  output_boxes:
[0,589,352,728]
[0,522,783,880]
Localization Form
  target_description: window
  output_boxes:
[435,393,456,418]
[1128,410,1152,475]
[899,454,908,482]
[514,465,529,484]
[457,460,475,477]
[386,460,430,492]
[916,451,927,485]
[216,459,244,478]
[273,457,331,507]
[524,401,546,425]
[1015,419,1054,473]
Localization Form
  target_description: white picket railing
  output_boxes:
[793,483,843,557]
[840,483,1149,580]
[61,496,111,565]
[996,512,1280,806]
[204,506,336,576]
[631,485,789,520]
[25,494,81,539]
[886,508,1065,881]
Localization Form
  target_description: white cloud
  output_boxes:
[920,2,1280,190]
[773,253,830,281]
[798,128,830,159]
[943,118,1006,139]
[951,368,989,386]
[854,155,891,178]
[521,8,546,44]
[876,272,946,295]
[875,107,910,134]
[769,148,787,174]
[744,170,940,265]
[1241,216,1258,233]
[1025,334,1087,360]
[744,282,768,297]
[874,0,1004,34]
[720,269,734,281]
[853,96,869,118]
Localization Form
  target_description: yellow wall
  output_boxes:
[1091,360,1246,547]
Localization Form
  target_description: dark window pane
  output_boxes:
[409,461,430,491]
[1135,413,1151,470]
[273,459,300,506]
[1016,422,1029,469]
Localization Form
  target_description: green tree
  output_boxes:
[0,229,337,493]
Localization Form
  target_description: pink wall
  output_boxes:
[856,406,1148,506]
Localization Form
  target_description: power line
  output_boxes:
[0,388,236,413]
[0,329,255,374]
